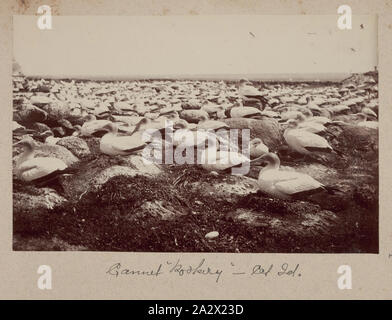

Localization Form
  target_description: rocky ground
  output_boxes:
[12,73,378,252]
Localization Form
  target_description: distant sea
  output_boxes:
[27,73,354,82]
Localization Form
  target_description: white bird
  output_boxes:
[227,106,262,119]
[173,119,238,152]
[328,104,350,115]
[301,109,332,125]
[197,115,229,131]
[12,121,25,132]
[157,110,180,122]
[99,122,148,156]
[12,121,35,135]
[361,107,377,119]
[260,107,279,118]
[41,130,61,145]
[181,109,210,123]
[280,110,303,122]
[14,138,68,183]
[72,125,82,136]
[110,115,146,126]
[199,145,252,173]
[296,114,328,134]
[80,114,111,137]
[357,113,378,129]
[94,102,111,118]
[249,138,269,158]
[283,120,338,156]
[172,120,215,148]
[305,97,322,112]
[301,109,347,128]
[257,153,327,199]
[239,79,265,98]
[201,103,224,116]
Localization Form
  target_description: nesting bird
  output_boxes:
[283,119,338,156]
[225,105,263,119]
[238,79,268,106]
[172,120,215,148]
[249,138,269,158]
[199,146,252,173]
[41,130,61,145]
[301,109,332,125]
[80,114,112,137]
[305,96,322,113]
[99,122,148,156]
[196,115,229,131]
[356,113,378,129]
[14,138,69,183]
[257,153,329,199]
[296,114,328,134]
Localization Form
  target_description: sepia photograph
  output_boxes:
[12,14,378,254]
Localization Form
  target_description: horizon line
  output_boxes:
[15,71,376,82]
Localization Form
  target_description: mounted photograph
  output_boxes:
[12,14,378,253]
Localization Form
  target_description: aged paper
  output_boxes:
[0,0,391,300]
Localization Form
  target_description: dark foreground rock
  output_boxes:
[59,154,162,199]
[13,186,67,234]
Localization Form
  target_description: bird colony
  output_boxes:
[12,73,379,252]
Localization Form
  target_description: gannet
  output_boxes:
[80,114,112,137]
[328,104,350,115]
[199,145,253,173]
[238,79,268,105]
[197,115,229,131]
[283,120,337,156]
[257,153,328,199]
[226,106,263,119]
[110,115,146,126]
[172,120,214,148]
[12,121,34,135]
[72,125,82,136]
[180,110,210,123]
[158,110,180,122]
[201,103,224,116]
[279,110,304,122]
[94,102,111,118]
[260,107,279,118]
[41,130,61,145]
[14,138,69,183]
[12,121,25,132]
[301,109,332,125]
[249,138,269,158]
[296,114,328,134]
[361,107,377,119]
[305,97,322,112]
[99,122,148,156]
[356,113,378,129]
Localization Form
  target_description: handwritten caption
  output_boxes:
[106,259,301,283]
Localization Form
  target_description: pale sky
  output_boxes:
[13,15,378,78]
